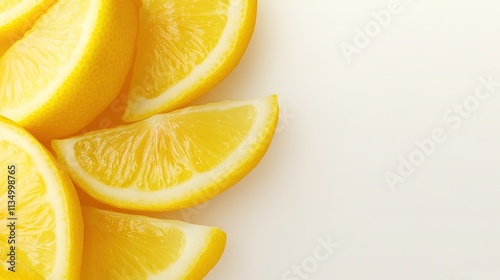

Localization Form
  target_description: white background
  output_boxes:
[164,1,500,279]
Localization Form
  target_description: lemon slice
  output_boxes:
[82,207,226,279]
[124,0,257,122]
[53,95,279,211]
[0,0,57,44]
[0,0,137,141]
[0,116,83,279]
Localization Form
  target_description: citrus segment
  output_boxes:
[0,0,137,141]
[82,207,226,279]
[53,95,279,211]
[0,116,83,279]
[124,0,257,121]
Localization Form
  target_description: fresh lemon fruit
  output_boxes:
[0,0,138,141]
[82,207,226,280]
[53,95,279,211]
[0,0,57,44]
[124,0,257,122]
[0,116,83,279]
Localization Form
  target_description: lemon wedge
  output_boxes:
[124,0,257,122]
[53,95,279,211]
[0,0,137,141]
[82,207,226,279]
